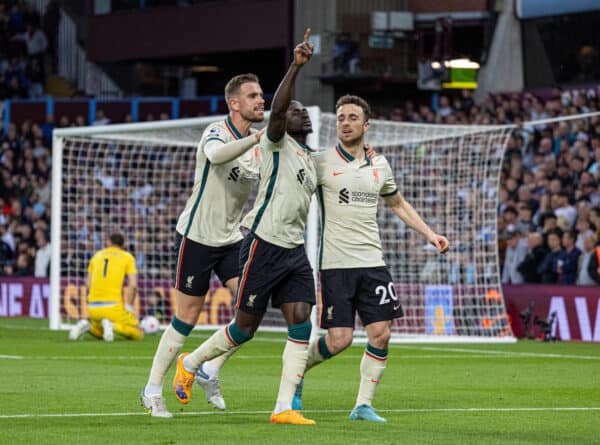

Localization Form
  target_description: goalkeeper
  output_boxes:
[68,232,141,342]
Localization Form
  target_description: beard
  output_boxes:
[288,126,313,137]
[338,132,364,146]
[241,108,264,123]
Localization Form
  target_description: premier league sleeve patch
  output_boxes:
[206,125,224,140]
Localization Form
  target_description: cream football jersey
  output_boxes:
[312,143,398,269]
[241,132,317,248]
[176,116,260,247]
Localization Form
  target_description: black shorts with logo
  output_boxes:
[235,232,316,314]
[174,232,242,297]
[320,266,403,329]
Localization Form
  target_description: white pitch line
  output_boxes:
[1,406,599,419]
[394,345,600,361]
[2,352,598,361]
[0,354,498,361]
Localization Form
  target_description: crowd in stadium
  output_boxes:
[0,0,57,100]
[1,78,600,284]
[374,89,600,285]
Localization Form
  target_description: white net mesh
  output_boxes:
[318,113,514,339]
[52,112,515,341]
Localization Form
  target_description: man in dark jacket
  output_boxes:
[537,229,562,284]
[587,242,600,284]
[518,231,548,283]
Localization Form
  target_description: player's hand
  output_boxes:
[254,127,266,143]
[294,28,314,66]
[428,234,449,254]
[364,143,377,160]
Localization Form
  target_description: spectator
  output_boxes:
[13,252,33,276]
[577,233,598,285]
[502,225,527,284]
[517,231,547,283]
[586,241,600,285]
[92,109,110,126]
[34,229,50,277]
[575,217,595,251]
[537,229,563,284]
[0,226,13,271]
[515,203,534,234]
[553,191,577,228]
[556,230,582,285]
[11,22,48,58]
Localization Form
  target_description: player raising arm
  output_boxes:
[293,95,449,422]
[140,73,265,418]
[173,29,318,425]
[69,232,141,342]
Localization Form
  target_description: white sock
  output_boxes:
[145,324,187,396]
[273,339,309,414]
[202,347,239,376]
[183,327,238,373]
[305,337,331,371]
[355,347,387,407]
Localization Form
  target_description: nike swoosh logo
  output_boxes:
[195,364,210,380]
[393,303,401,311]
[333,172,344,176]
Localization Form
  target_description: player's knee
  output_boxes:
[328,332,353,353]
[368,327,391,348]
[234,310,261,336]
[175,293,205,325]
[134,327,144,340]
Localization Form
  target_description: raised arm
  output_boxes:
[384,191,450,254]
[267,28,313,142]
[203,129,264,164]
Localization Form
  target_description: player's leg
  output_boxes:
[171,292,210,403]
[193,242,243,410]
[88,306,112,340]
[68,318,90,340]
[142,234,212,416]
[109,305,144,340]
[88,321,103,339]
[180,234,273,396]
[349,320,390,423]
[350,267,402,423]
[178,305,261,394]
[270,247,316,425]
[293,269,357,410]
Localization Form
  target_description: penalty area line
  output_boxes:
[1,407,599,419]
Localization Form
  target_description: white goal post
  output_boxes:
[51,107,518,343]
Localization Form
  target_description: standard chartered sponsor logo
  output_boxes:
[351,191,377,203]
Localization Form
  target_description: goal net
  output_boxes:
[51,109,515,342]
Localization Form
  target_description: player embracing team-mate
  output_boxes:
[160,27,449,424]
[140,72,266,417]
[293,94,449,422]
[172,29,318,425]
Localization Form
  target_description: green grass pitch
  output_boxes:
[1,318,599,445]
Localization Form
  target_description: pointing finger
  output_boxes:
[303,28,311,43]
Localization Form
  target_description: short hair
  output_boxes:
[109,232,125,247]
[564,230,577,240]
[335,94,371,121]
[224,73,260,103]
